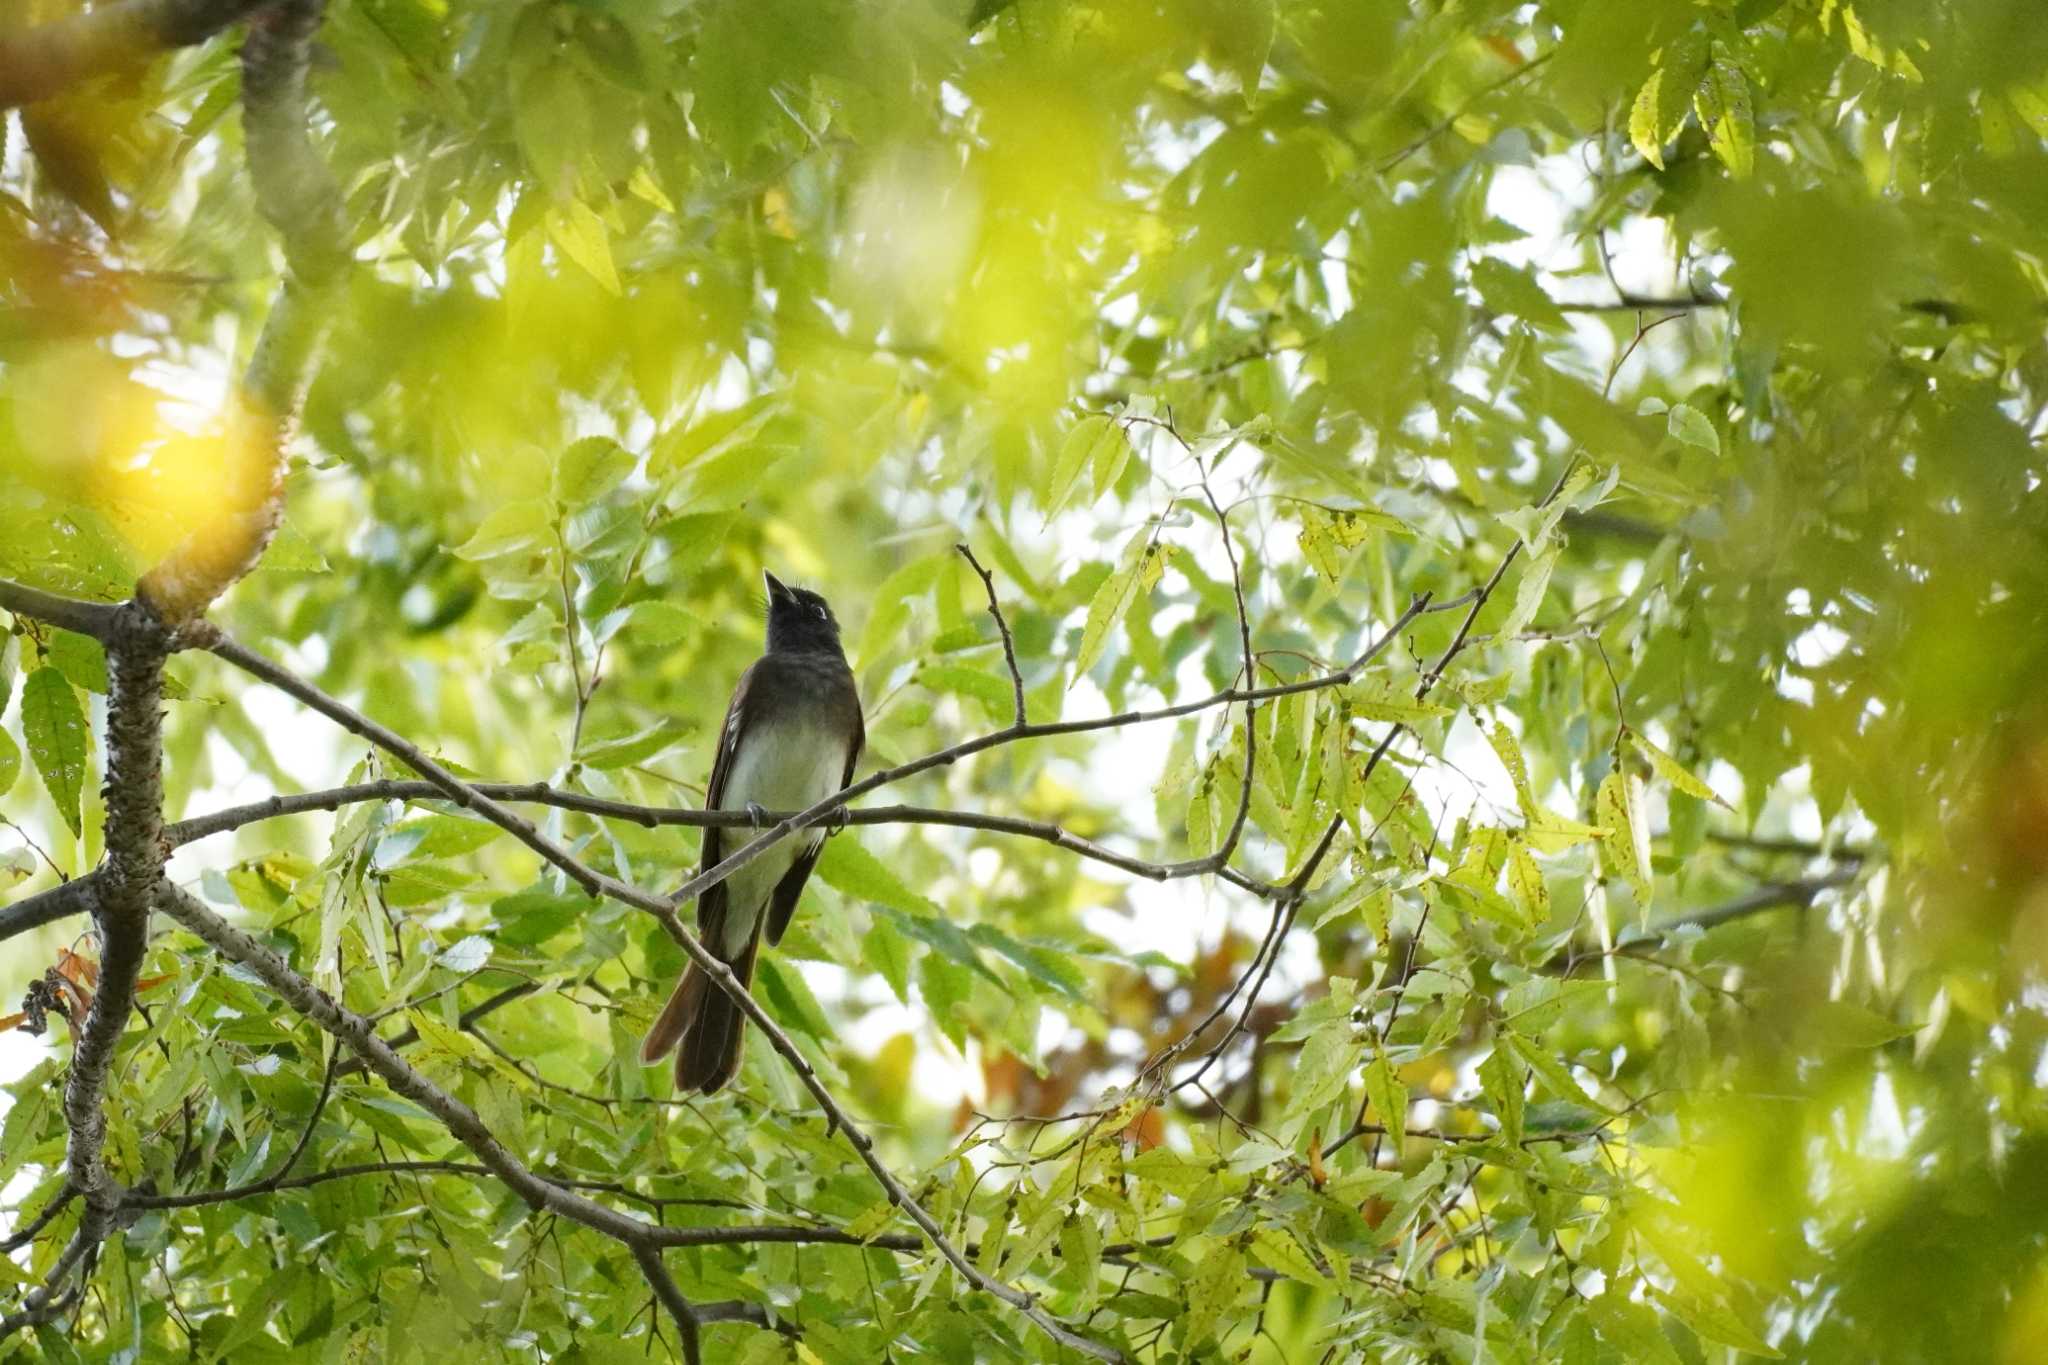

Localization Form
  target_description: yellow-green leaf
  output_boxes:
[1183,1241,1247,1348]
[1363,1045,1406,1143]
[1694,58,1756,179]
[1297,504,1408,583]
[1250,1227,1328,1287]
[1072,532,1168,681]
[1628,728,1731,808]
[547,200,621,295]
[1597,771,1652,904]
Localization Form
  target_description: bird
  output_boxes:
[639,571,864,1093]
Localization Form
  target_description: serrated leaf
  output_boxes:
[45,630,107,695]
[1061,1215,1103,1308]
[1506,838,1550,920]
[843,1199,897,1242]
[1297,504,1408,583]
[1470,257,1567,331]
[861,913,913,1002]
[1478,1046,1525,1145]
[1043,415,1128,519]
[1694,58,1756,179]
[1498,545,1558,639]
[1628,728,1731,808]
[0,728,19,798]
[263,522,331,573]
[454,498,552,561]
[21,667,87,837]
[1182,1241,1247,1349]
[1348,679,1454,724]
[1250,1227,1327,1287]
[437,935,492,974]
[1290,1023,1362,1120]
[1508,1030,1612,1112]
[1597,771,1653,904]
[1653,1286,1784,1358]
[1523,806,1605,853]
[626,600,696,647]
[554,436,636,505]
[1666,403,1721,455]
[1072,532,1168,680]
[1488,722,1533,810]
[1630,68,1672,169]
[816,837,939,917]
[1363,1045,1406,1143]
[547,200,620,295]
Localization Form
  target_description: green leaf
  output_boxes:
[1628,727,1731,808]
[45,630,107,695]
[816,837,940,917]
[1043,415,1128,519]
[21,667,87,838]
[625,600,697,647]
[454,499,553,561]
[1629,68,1673,170]
[1505,838,1549,920]
[1597,770,1653,904]
[1072,532,1169,681]
[554,436,637,505]
[1363,1045,1406,1142]
[1508,1031,1611,1112]
[1182,1241,1247,1349]
[0,728,19,799]
[1497,545,1558,640]
[547,200,621,295]
[1653,1286,1785,1358]
[1694,57,1756,179]
[1250,1227,1327,1287]
[1470,257,1568,331]
[1061,1214,1103,1308]
[575,720,693,770]
[1478,1045,1524,1145]
[860,913,913,1003]
[1666,402,1721,455]
[1348,678,1454,724]
[262,522,331,573]
[1297,504,1407,583]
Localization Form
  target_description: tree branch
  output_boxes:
[0,579,123,639]
[0,0,267,109]
[957,543,1027,727]
[137,0,346,624]
[0,873,104,945]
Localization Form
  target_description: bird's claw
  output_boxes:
[745,801,770,828]
[827,805,852,837]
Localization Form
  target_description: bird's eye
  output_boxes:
[812,603,829,620]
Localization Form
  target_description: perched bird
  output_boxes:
[640,571,864,1093]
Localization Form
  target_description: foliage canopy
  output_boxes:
[3,0,2047,1362]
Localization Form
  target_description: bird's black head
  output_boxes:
[763,571,844,655]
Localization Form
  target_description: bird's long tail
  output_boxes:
[639,936,760,1094]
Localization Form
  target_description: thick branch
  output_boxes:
[0,579,123,639]
[0,873,104,944]
[0,0,266,109]
[60,606,170,1236]
[137,0,345,624]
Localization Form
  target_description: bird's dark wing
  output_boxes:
[764,687,864,947]
[695,658,763,943]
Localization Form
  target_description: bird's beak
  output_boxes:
[763,570,791,604]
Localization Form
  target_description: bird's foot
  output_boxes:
[745,801,770,828]
[827,804,852,837]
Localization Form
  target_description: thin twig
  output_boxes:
[956,543,1027,727]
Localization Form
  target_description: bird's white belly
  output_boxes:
[716,712,843,953]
